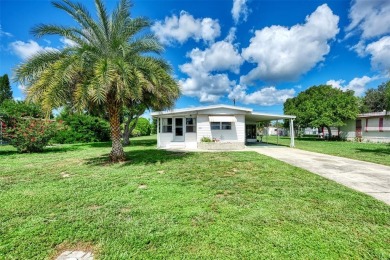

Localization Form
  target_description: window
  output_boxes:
[162,118,172,133]
[211,122,220,130]
[186,118,196,132]
[210,122,232,130]
[221,122,232,130]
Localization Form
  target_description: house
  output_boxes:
[263,126,287,136]
[340,111,390,142]
[151,105,296,149]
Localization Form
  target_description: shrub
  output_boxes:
[0,99,45,118]
[131,129,141,137]
[133,117,151,136]
[151,118,158,135]
[6,117,57,153]
[52,113,110,144]
[201,136,212,142]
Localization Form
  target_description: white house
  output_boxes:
[151,105,296,149]
[340,111,390,142]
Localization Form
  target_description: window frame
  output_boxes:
[161,118,173,133]
[221,122,232,130]
[186,118,196,133]
[210,122,232,130]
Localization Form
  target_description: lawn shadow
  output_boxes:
[355,147,390,156]
[83,148,192,166]
[0,144,82,156]
[125,138,157,147]
[72,138,157,148]
[0,150,17,156]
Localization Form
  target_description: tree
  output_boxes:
[53,112,110,144]
[284,85,359,139]
[363,80,390,113]
[0,100,44,118]
[0,74,13,105]
[14,0,180,162]
[134,117,151,136]
[122,102,146,145]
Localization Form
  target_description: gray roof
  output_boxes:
[358,111,388,118]
[151,104,295,121]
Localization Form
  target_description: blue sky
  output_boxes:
[1,0,390,115]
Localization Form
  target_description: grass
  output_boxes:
[261,135,390,166]
[1,136,389,259]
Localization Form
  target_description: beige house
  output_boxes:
[151,105,296,149]
[340,111,390,142]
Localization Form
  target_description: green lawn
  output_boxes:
[1,136,389,259]
[261,135,390,166]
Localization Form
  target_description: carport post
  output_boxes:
[276,119,279,145]
[289,118,295,147]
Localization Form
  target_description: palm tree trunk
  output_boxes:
[108,103,125,162]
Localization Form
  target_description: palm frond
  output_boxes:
[95,0,110,39]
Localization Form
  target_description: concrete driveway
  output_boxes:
[247,146,390,205]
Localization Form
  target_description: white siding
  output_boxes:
[362,117,390,142]
[197,115,211,142]
[159,133,173,148]
[184,132,197,149]
[156,116,198,148]
[340,117,390,142]
[340,119,356,140]
[156,106,258,148]
[196,114,245,143]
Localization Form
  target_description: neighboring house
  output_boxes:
[303,127,318,135]
[263,126,287,136]
[151,105,296,149]
[340,111,390,142]
[319,126,339,138]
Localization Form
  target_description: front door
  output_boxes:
[174,118,184,141]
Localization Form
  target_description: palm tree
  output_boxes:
[15,0,180,162]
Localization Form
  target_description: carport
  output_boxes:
[244,112,296,147]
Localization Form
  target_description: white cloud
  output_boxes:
[232,0,249,24]
[350,40,367,57]
[350,36,390,73]
[346,1,390,74]
[10,40,57,60]
[179,73,234,103]
[60,37,78,47]
[346,0,390,39]
[241,4,339,84]
[326,75,375,96]
[181,41,243,74]
[151,11,221,45]
[365,36,390,72]
[225,27,237,43]
[0,25,12,37]
[228,85,295,106]
[179,39,243,102]
[18,84,27,93]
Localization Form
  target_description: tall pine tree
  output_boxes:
[0,74,13,104]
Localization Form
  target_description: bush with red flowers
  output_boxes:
[6,117,58,153]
